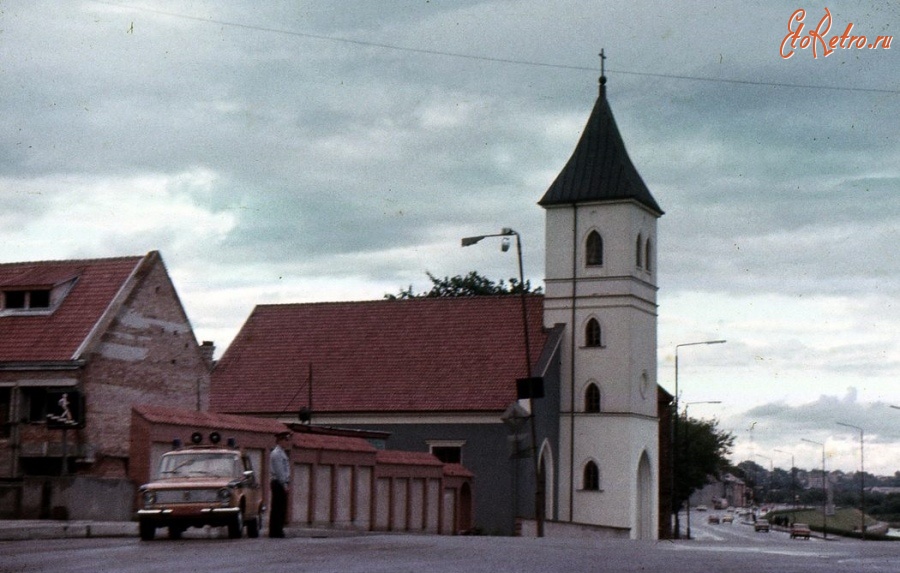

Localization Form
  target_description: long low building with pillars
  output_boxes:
[129,404,473,535]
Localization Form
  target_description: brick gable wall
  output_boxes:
[80,256,211,474]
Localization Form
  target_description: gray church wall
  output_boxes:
[353,422,515,535]
[350,359,562,536]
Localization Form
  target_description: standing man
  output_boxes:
[269,431,291,538]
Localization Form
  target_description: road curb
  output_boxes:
[0,521,138,541]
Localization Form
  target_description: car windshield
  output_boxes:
[158,452,241,478]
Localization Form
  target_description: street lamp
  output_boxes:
[837,422,866,540]
[462,227,544,537]
[755,454,773,472]
[683,400,721,540]
[673,339,726,539]
[773,448,796,516]
[754,454,773,508]
[801,438,828,539]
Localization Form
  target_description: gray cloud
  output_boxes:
[2,1,898,464]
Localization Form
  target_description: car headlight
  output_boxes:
[217,488,232,505]
[143,491,157,507]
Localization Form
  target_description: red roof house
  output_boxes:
[211,295,563,535]
[212,295,550,416]
[0,251,214,519]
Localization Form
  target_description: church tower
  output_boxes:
[539,59,663,539]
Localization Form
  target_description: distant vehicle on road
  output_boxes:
[696,505,708,512]
[790,523,811,539]
[708,514,721,524]
[754,520,770,532]
[722,513,734,524]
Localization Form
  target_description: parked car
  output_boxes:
[722,513,734,524]
[137,437,264,541]
[696,505,708,512]
[790,523,811,539]
[708,514,721,524]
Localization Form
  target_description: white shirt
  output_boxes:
[269,444,290,485]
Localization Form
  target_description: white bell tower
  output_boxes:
[539,57,663,539]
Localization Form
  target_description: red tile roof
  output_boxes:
[0,255,146,362]
[291,431,376,453]
[135,405,377,453]
[443,463,475,478]
[376,449,444,467]
[133,404,288,435]
[211,296,546,415]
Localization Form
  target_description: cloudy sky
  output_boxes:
[2,1,897,474]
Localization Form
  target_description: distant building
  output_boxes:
[0,251,214,519]
[689,473,748,509]
[805,471,837,490]
[867,487,900,495]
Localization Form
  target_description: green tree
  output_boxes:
[385,271,541,300]
[674,416,735,514]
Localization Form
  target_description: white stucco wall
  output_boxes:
[543,200,660,539]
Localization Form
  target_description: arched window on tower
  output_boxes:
[585,383,601,413]
[583,461,601,491]
[586,231,603,266]
[645,238,653,272]
[585,318,602,347]
[636,234,643,268]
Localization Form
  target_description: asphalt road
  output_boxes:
[3,515,899,573]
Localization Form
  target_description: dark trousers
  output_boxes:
[269,480,287,537]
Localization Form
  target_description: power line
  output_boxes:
[608,69,899,95]
[95,1,899,95]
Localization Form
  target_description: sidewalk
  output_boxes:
[0,520,365,541]
[0,520,138,541]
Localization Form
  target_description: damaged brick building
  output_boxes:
[0,251,214,519]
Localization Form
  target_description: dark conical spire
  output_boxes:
[538,53,663,215]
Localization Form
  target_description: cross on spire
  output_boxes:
[598,48,607,94]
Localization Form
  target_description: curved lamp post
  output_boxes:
[801,438,828,539]
[837,422,865,540]
[754,454,773,507]
[462,228,543,537]
[673,339,726,539]
[773,448,796,517]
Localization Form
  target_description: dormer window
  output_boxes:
[0,272,77,317]
[4,291,26,309]
[30,290,51,308]
[2,289,51,310]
